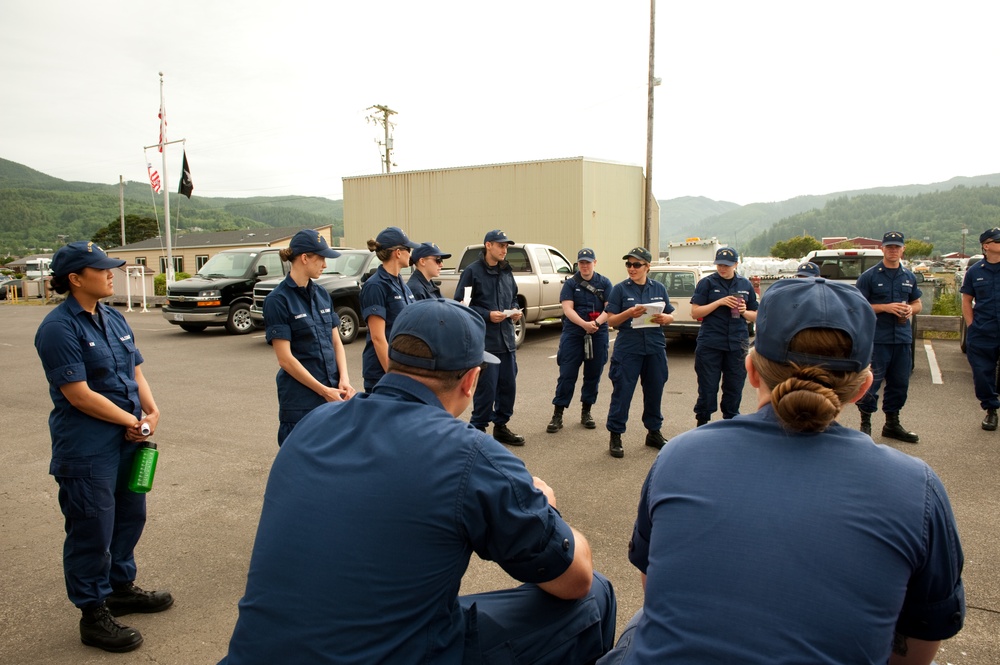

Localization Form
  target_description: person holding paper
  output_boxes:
[604,247,674,458]
[690,246,759,427]
[454,229,526,445]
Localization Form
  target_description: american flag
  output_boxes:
[147,163,162,194]
[158,103,167,153]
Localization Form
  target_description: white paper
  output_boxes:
[461,286,472,307]
[502,308,521,318]
[632,301,665,328]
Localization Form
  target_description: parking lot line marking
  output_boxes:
[924,341,943,385]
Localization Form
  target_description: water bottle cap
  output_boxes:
[144,442,158,450]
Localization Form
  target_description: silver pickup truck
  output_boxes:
[433,243,573,347]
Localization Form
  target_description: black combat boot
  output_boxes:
[983,409,998,431]
[546,406,564,433]
[105,582,174,616]
[609,432,624,458]
[493,423,525,446]
[645,430,666,450]
[581,404,596,429]
[859,411,872,436]
[696,417,709,427]
[882,412,919,443]
[80,603,143,653]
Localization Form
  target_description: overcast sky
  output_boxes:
[2,0,998,206]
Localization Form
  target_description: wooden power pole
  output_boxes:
[367,105,397,173]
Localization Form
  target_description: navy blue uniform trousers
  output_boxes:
[472,350,517,429]
[694,346,747,420]
[857,343,911,414]
[52,445,146,608]
[606,351,668,434]
[553,330,609,408]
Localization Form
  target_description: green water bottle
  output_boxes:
[128,442,159,493]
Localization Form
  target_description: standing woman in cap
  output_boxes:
[360,226,418,392]
[407,242,451,300]
[604,247,674,458]
[263,230,355,446]
[546,248,613,434]
[599,278,964,665]
[854,231,922,442]
[454,230,526,445]
[35,242,173,653]
[961,227,1000,431]
[796,261,820,277]
[690,246,758,427]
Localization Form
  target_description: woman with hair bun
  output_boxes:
[359,226,418,391]
[599,278,965,665]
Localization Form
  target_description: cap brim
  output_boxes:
[882,242,904,247]
[316,248,341,258]
[483,351,501,365]
[95,257,127,269]
[714,260,737,266]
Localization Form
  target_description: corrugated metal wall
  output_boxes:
[343,157,652,284]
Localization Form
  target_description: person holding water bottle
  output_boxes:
[690,246,758,427]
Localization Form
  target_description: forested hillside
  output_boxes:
[660,174,1000,251]
[0,158,343,258]
[744,186,1000,256]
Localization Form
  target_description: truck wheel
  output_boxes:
[336,306,360,345]
[513,317,526,348]
[225,303,254,335]
[179,324,207,333]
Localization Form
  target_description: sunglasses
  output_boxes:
[625,261,647,269]
[432,258,444,265]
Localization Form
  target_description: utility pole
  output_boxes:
[644,0,661,251]
[119,176,126,247]
[366,105,397,173]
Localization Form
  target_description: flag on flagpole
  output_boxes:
[178,150,194,198]
[158,104,167,153]
[147,162,162,193]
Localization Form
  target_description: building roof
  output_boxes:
[113,225,332,251]
[5,253,54,269]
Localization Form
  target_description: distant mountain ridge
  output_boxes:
[0,157,344,257]
[658,173,1000,251]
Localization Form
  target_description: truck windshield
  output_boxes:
[197,252,258,278]
[321,252,369,277]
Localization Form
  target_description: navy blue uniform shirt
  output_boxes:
[560,272,613,336]
[690,272,759,351]
[606,278,673,355]
[454,256,519,353]
[360,265,415,382]
[961,258,1000,342]
[406,270,442,301]
[856,262,923,345]
[263,274,342,422]
[35,294,144,459]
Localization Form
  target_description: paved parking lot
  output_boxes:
[1,302,998,664]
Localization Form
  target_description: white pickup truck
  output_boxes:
[433,243,574,347]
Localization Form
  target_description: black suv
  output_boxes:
[162,247,287,334]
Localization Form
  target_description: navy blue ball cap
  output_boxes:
[882,231,905,247]
[796,261,820,277]
[51,241,125,277]
[979,227,1000,244]
[289,230,340,259]
[389,299,500,371]
[577,248,596,262]
[410,242,452,264]
[376,226,419,250]
[754,278,875,372]
[622,247,652,263]
[714,246,739,266]
[484,229,514,244]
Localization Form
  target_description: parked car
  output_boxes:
[162,247,287,334]
[647,264,710,341]
[250,249,411,345]
[433,243,573,347]
[0,278,24,300]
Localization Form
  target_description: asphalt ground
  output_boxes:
[1,302,998,664]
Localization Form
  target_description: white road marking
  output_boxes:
[924,341,943,385]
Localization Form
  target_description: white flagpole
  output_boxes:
[159,72,174,284]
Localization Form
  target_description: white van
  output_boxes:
[801,249,884,285]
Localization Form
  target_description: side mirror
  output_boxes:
[257,265,268,276]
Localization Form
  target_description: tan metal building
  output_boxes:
[342,157,657,284]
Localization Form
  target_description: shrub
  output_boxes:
[154,272,191,296]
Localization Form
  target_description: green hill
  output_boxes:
[659,174,1000,252]
[0,157,344,258]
